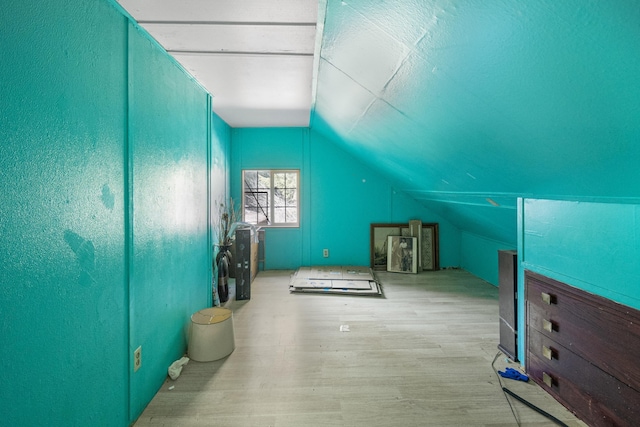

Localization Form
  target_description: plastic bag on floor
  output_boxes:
[168,356,190,380]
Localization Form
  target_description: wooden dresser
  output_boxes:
[525,270,640,426]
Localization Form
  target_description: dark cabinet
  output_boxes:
[235,227,262,301]
[498,250,518,361]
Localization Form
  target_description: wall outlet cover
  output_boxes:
[134,346,142,372]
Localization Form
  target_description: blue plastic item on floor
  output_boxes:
[499,367,529,382]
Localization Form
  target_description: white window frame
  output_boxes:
[242,169,300,228]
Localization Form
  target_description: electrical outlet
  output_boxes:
[323,249,329,258]
[134,346,142,372]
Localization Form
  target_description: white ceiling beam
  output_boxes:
[141,23,316,55]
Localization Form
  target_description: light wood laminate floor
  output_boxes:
[135,269,587,427]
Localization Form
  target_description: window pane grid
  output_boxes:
[243,169,299,227]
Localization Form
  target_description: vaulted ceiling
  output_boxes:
[312,0,640,243]
[118,0,640,244]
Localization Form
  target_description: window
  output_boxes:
[242,169,299,227]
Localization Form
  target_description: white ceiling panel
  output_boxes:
[173,54,313,106]
[118,0,317,23]
[141,23,316,54]
[117,0,320,127]
[212,106,313,128]
[174,53,314,127]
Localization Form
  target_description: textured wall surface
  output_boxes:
[0,1,129,425]
[314,0,640,199]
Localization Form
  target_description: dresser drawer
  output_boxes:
[526,272,640,391]
[528,330,640,427]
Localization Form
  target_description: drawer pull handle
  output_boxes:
[542,372,553,387]
[542,345,555,360]
[541,292,552,305]
[543,319,554,333]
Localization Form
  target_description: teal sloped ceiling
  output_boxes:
[311,0,640,245]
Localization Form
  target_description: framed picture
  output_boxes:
[399,223,439,271]
[418,223,439,271]
[370,222,440,271]
[370,223,405,271]
[387,236,418,273]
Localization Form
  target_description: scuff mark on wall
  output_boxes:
[64,229,96,286]
[101,184,115,210]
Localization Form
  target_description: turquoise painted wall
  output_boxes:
[230,128,307,269]
[516,198,640,362]
[230,128,461,269]
[0,0,229,424]
[127,24,214,420]
[460,232,514,286]
[1,1,129,425]
[211,113,232,212]
[440,200,517,285]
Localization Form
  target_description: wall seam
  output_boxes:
[207,94,213,306]
[124,21,135,423]
[516,197,525,366]
[302,128,311,265]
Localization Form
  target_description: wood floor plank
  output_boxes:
[135,270,587,427]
